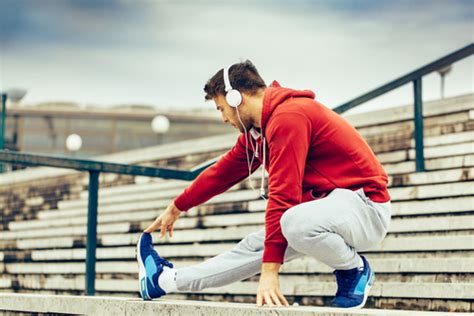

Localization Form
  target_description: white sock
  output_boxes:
[158,267,178,293]
[357,256,364,271]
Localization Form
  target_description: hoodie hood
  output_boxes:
[261,80,316,136]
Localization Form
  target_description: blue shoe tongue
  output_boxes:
[336,268,359,276]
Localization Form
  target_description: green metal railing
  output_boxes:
[0,150,217,295]
[0,43,472,296]
[0,94,7,173]
[333,43,474,171]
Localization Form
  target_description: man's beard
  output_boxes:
[234,109,252,134]
[237,119,252,134]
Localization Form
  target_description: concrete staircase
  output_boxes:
[0,94,473,313]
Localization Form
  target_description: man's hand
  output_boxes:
[144,202,181,238]
[256,263,289,307]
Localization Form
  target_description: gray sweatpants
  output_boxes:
[176,188,391,292]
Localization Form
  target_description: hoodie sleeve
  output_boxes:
[174,133,261,211]
[263,112,311,263]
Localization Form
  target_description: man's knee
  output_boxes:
[280,205,325,247]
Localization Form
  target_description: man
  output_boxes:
[137,60,391,308]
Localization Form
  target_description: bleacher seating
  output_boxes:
[0,93,473,312]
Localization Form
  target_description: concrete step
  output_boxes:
[3,274,473,301]
[366,127,474,155]
[0,293,459,316]
[4,256,473,275]
[357,108,473,138]
[79,178,188,200]
[410,130,474,148]
[1,234,470,262]
[377,142,474,164]
[383,153,474,174]
[389,167,474,186]
[2,214,473,249]
[344,93,473,128]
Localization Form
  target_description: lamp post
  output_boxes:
[437,65,452,99]
[151,115,170,145]
[66,133,82,157]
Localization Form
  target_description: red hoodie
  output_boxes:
[174,81,390,263]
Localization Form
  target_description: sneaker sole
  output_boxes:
[136,234,151,300]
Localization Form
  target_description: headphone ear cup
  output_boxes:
[226,89,243,108]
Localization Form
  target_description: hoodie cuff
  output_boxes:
[173,194,191,212]
[262,243,287,264]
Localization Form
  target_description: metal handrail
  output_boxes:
[0,150,217,296]
[333,43,474,171]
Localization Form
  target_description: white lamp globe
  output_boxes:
[151,115,170,134]
[66,134,82,152]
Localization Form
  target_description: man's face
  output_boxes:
[214,94,250,133]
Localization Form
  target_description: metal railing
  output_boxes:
[0,150,217,295]
[0,44,472,296]
[333,43,474,171]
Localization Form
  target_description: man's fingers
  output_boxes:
[256,293,263,307]
[169,224,174,238]
[264,293,274,306]
[277,291,289,306]
[270,291,282,306]
[160,223,167,238]
[144,218,161,233]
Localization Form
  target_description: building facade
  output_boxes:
[3,103,234,158]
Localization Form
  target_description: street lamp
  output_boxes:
[6,88,27,105]
[437,65,452,99]
[151,115,170,145]
[66,133,82,157]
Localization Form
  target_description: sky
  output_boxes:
[0,0,473,114]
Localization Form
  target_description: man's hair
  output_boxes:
[204,60,266,101]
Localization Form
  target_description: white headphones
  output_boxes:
[223,65,243,108]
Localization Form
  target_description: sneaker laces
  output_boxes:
[150,248,174,269]
[334,269,360,297]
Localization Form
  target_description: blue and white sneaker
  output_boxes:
[331,256,375,308]
[136,232,174,300]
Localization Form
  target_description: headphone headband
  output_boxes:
[223,65,232,92]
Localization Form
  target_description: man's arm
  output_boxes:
[256,112,311,307]
[263,112,311,263]
[144,133,261,235]
[174,133,261,212]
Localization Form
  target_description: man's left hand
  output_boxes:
[256,263,289,307]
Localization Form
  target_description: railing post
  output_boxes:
[0,93,7,173]
[86,171,99,295]
[413,78,425,172]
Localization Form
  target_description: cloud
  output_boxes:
[0,0,472,111]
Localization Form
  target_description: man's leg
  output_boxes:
[279,187,391,308]
[175,228,303,291]
[280,188,390,270]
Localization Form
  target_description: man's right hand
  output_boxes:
[144,202,182,238]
